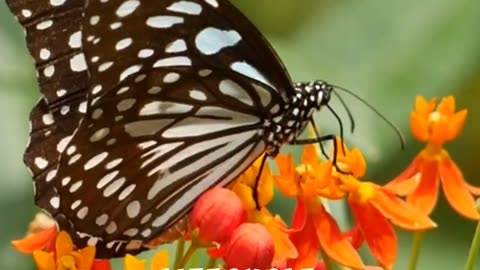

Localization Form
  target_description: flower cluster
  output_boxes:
[12,96,480,270]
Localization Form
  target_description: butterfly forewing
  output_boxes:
[81,0,294,103]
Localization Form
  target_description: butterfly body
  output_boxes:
[7,0,333,258]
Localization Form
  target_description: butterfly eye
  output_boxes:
[7,0,334,258]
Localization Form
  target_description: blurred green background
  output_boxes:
[1,0,480,269]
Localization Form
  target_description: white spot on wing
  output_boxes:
[116,0,140,17]
[84,152,109,170]
[153,57,191,67]
[70,53,87,72]
[195,27,241,55]
[124,119,174,137]
[139,101,192,116]
[219,79,254,106]
[166,1,202,15]
[34,157,48,169]
[231,61,275,89]
[126,200,141,218]
[146,16,184,28]
[165,39,187,53]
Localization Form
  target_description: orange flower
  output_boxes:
[386,96,480,220]
[233,156,298,265]
[333,139,436,270]
[287,197,364,270]
[12,213,58,254]
[275,145,364,270]
[277,142,436,270]
[124,250,168,270]
[12,226,58,254]
[32,231,97,270]
[275,145,344,200]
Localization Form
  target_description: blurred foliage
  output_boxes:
[1,0,480,269]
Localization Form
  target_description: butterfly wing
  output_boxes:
[15,0,295,258]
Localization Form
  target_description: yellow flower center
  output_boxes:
[356,183,376,203]
[428,111,442,123]
[59,256,77,270]
[295,163,312,176]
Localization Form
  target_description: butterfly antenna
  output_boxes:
[332,90,355,133]
[331,84,406,150]
[326,104,346,155]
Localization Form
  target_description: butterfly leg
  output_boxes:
[252,154,268,210]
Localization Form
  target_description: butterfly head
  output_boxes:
[293,80,333,110]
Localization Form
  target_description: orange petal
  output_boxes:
[385,156,422,196]
[287,209,319,270]
[371,188,437,230]
[275,154,295,177]
[91,260,113,270]
[344,225,364,250]
[255,208,298,265]
[274,155,299,198]
[302,144,320,165]
[275,176,299,198]
[150,250,169,270]
[410,111,430,142]
[348,148,366,179]
[291,198,308,232]
[33,250,56,270]
[232,182,256,210]
[448,109,467,141]
[77,246,96,270]
[56,231,74,260]
[11,226,57,254]
[312,204,364,269]
[467,183,480,197]
[264,214,298,264]
[414,96,436,116]
[430,118,450,146]
[349,200,397,270]
[406,159,439,216]
[124,254,146,270]
[436,96,455,115]
[438,158,480,220]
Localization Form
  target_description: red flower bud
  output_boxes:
[223,223,274,270]
[190,187,246,244]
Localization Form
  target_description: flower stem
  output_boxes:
[206,257,217,269]
[408,231,425,270]
[320,247,336,270]
[464,219,480,270]
[174,238,185,270]
[178,243,198,269]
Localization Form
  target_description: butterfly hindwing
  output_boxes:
[48,68,267,257]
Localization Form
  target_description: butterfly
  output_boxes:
[7,0,338,258]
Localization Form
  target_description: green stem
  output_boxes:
[174,238,185,270]
[464,220,480,270]
[206,257,217,269]
[320,248,336,270]
[408,231,425,270]
[178,243,199,269]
